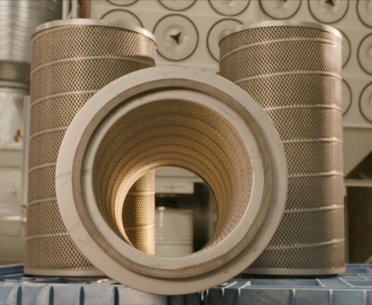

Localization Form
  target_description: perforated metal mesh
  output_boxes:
[26,22,156,275]
[92,100,252,251]
[220,24,344,273]
[123,172,155,254]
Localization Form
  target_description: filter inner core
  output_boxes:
[91,100,253,252]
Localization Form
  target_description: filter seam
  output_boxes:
[220,38,341,62]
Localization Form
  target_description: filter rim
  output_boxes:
[219,20,342,43]
[32,18,156,43]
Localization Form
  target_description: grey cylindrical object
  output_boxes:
[219,21,345,275]
[26,19,156,276]
[0,0,61,84]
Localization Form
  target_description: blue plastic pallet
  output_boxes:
[1,264,372,304]
[206,265,372,305]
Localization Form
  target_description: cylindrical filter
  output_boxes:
[0,0,61,84]
[155,208,194,257]
[0,82,28,144]
[219,21,345,275]
[124,172,155,254]
[26,19,156,276]
[55,66,288,295]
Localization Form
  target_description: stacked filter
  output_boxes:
[26,19,156,276]
[219,21,345,275]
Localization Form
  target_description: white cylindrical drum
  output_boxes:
[26,19,156,276]
[0,0,61,84]
[155,208,193,257]
[219,21,345,275]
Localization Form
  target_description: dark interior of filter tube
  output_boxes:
[91,99,253,256]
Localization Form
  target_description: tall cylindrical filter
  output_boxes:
[219,21,345,275]
[0,0,61,84]
[26,19,156,276]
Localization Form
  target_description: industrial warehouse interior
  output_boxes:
[0,0,371,304]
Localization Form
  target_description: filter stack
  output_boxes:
[219,21,345,275]
[26,19,156,276]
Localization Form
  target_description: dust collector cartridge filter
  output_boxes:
[26,19,156,276]
[55,66,288,295]
[219,21,345,275]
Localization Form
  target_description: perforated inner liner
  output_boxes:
[123,172,155,254]
[92,100,252,251]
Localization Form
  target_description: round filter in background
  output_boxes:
[208,19,243,61]
[360,83,372,123]
[158,0,196,11]
[342,80,352,115]
[358,33,372,75]
[108,0,138,6]
[357,0,372,28]
[101,10,143,27]
[340,30,351,67]
[209,0,250,16]
[56,66,288,295]
[308,0,349,24]
[154,15,198,61]
[259,0,301,20]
